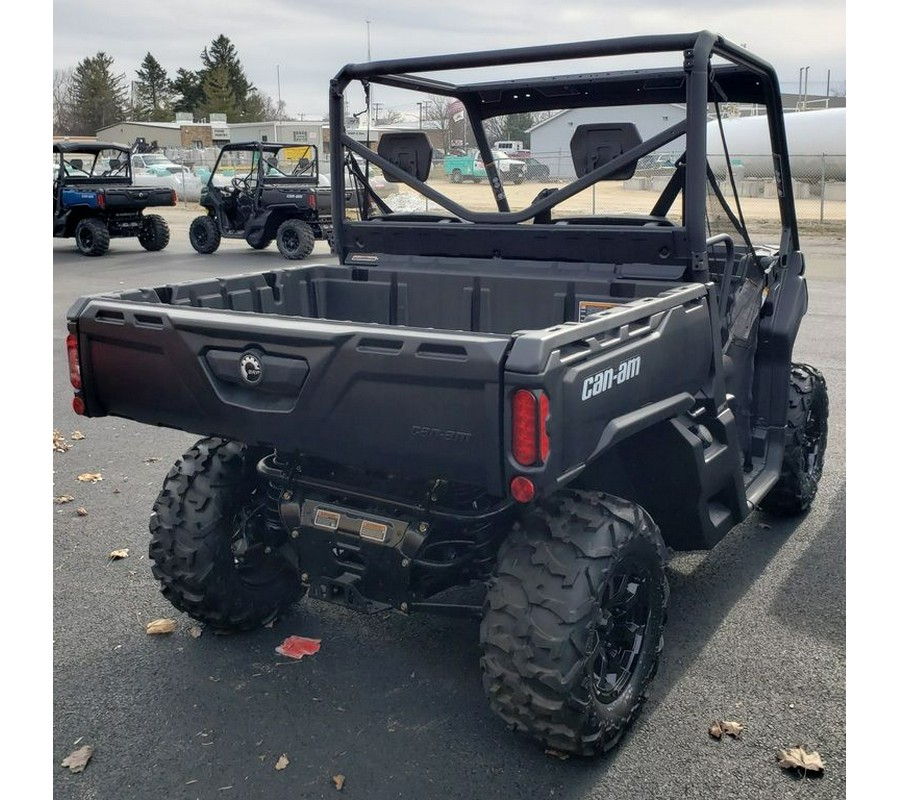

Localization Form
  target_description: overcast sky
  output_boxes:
[52,0,847,120]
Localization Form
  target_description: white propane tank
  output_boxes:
[706,107,845,181]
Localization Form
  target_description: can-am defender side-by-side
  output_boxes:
[66,32,828,757]
[53,141,175,257]
[189,142,338,260]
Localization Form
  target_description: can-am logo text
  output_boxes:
[581,356,642,400]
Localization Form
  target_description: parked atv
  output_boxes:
[189,142,334,260]
[53,141,175,257]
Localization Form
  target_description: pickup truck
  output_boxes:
[66,32,828,757]
[444,148,526,184]
[54,141,176,256]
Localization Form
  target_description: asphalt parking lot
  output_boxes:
[50,209,846,799]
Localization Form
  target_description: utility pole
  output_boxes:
[366,19,374,125]
[275,65,282,141]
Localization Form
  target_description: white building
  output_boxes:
[528,105,687,179]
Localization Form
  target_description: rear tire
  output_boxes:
[148,437,304,633]
[760,363,829,516]
[138,214,170,251]
[480,490,668,756]
[74,218,110,256]
[451,169,462,183]
[189,215,221,254]
[276,218,315,260]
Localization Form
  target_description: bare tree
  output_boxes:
[54,67,76,135]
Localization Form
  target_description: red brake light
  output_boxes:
[512,390,538,466]
[512,389,550,467]
[66,333,81,390]
[307,193,317,209]
[97,193,105,209]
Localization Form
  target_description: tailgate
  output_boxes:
[103,186,176,210]
[69,300,511,493]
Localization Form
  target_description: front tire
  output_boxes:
[189,215,221,254]
[74,218,110,256]
[149,437,304,632]
[138,214,170,251]
[480,491,668,757]
[760,363,829,516]
[276,218,315,260]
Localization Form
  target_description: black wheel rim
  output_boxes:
[587,559,651,704]
[79,227,93,248]
[282,229,298,251]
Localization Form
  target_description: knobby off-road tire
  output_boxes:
[480,490,669,757]
[189,215,222,254]
[138,214,170,251]
[760,363,829,516]
[149,437,304,633]
[74,218,110,256]
[276,219,315,260]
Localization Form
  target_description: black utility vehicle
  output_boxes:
[66,32,829,757]
[189,142,336,260]
[53,141,175,257]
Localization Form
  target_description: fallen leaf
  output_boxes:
[108,549,129,560]
[77,473,103,484]
[61,745,93,773]
[189,626,203,639]
[53,430,71,452]
[71,431,85,440]
[275,754,289,771]
[146,618,176,635]
[275,635,321,660]
[709,720,744,739]
[76,507,88,517]
[55,495,75,504]
[777,746,825,774]
[544,748,570,760]
[333,774,345,790]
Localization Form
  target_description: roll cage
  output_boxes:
[328,31,798,282]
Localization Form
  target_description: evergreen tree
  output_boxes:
[134,53,173,121]
[199,35,257,121]
[199,63,239,119]
[170,68,203,118]
[69,52,128,135]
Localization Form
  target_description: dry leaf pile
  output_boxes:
[55,495,75,504]
[72,431,85,440]
[108,549,129,560]
[61,745,93,773]
[53,430,71,453]
[77,473,103,484]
